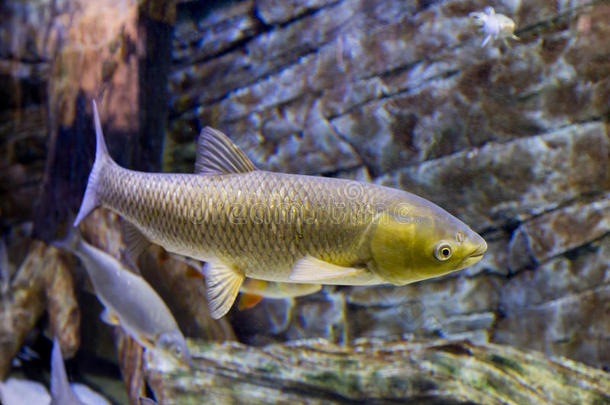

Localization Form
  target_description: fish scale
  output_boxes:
[99,164,380,280]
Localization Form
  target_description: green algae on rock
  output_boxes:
[145,337,610,405]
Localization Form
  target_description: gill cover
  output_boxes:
[369,211,418,285]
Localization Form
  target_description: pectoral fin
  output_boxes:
[289,256,365,282]
[203,260,245,319]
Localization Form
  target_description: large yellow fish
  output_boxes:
[75,101,487,319]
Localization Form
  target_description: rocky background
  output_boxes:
[0,0,608,402]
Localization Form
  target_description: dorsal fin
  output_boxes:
[195,127,257,174]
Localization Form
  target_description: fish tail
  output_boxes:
[74,100,113,226]
[50,337,71,404]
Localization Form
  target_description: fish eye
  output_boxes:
[434,242,453,261]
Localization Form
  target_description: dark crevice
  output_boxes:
[270,0,345,29]
[168,43,325,120]
[172,18,269,70]
[172,0,346,69]
[319,164,366,178]
[539,232,608,265]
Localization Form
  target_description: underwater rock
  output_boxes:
[507,195,610,271]
[169,0,610,172]
[115,331,147,405]
[145,337,610,405]
[345,276,501,344]
[43,247,81,358]
[173,0,262,66]
[255,0,339,25]
[0,241,79,378]
[495,234,610,368]
[377,122,609,232]
[0,242,46,378]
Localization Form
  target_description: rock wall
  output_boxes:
[167,0,609,369]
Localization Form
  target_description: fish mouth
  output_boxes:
[459,243,487,267]
[470,243,487,258]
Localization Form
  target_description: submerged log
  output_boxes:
[146,337,610,405]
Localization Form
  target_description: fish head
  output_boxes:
[155,331,192,367]
[368,200,487,285]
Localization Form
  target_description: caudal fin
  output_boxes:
[50,337,82,405]
[74,100,112,226]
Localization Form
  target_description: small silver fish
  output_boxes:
[75,101,487,319]
[470,6,519,47]
[55,227,191,366]
[50,337,85,405]
[0,379,50,405]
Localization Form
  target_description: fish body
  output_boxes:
[0,379,50,405]
[56,227,190,365]
[238,279,322,309]
[240,279,322,299]
[50,337,85,405]
[76,101,487,318]
[106,169,413,285]
[470,6,518,46]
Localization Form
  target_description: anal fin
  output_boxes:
[184,266,204,279]
[289,256,365,282]
[122,221,151,267]
[203,260,245,319]
[238,293,264,310]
